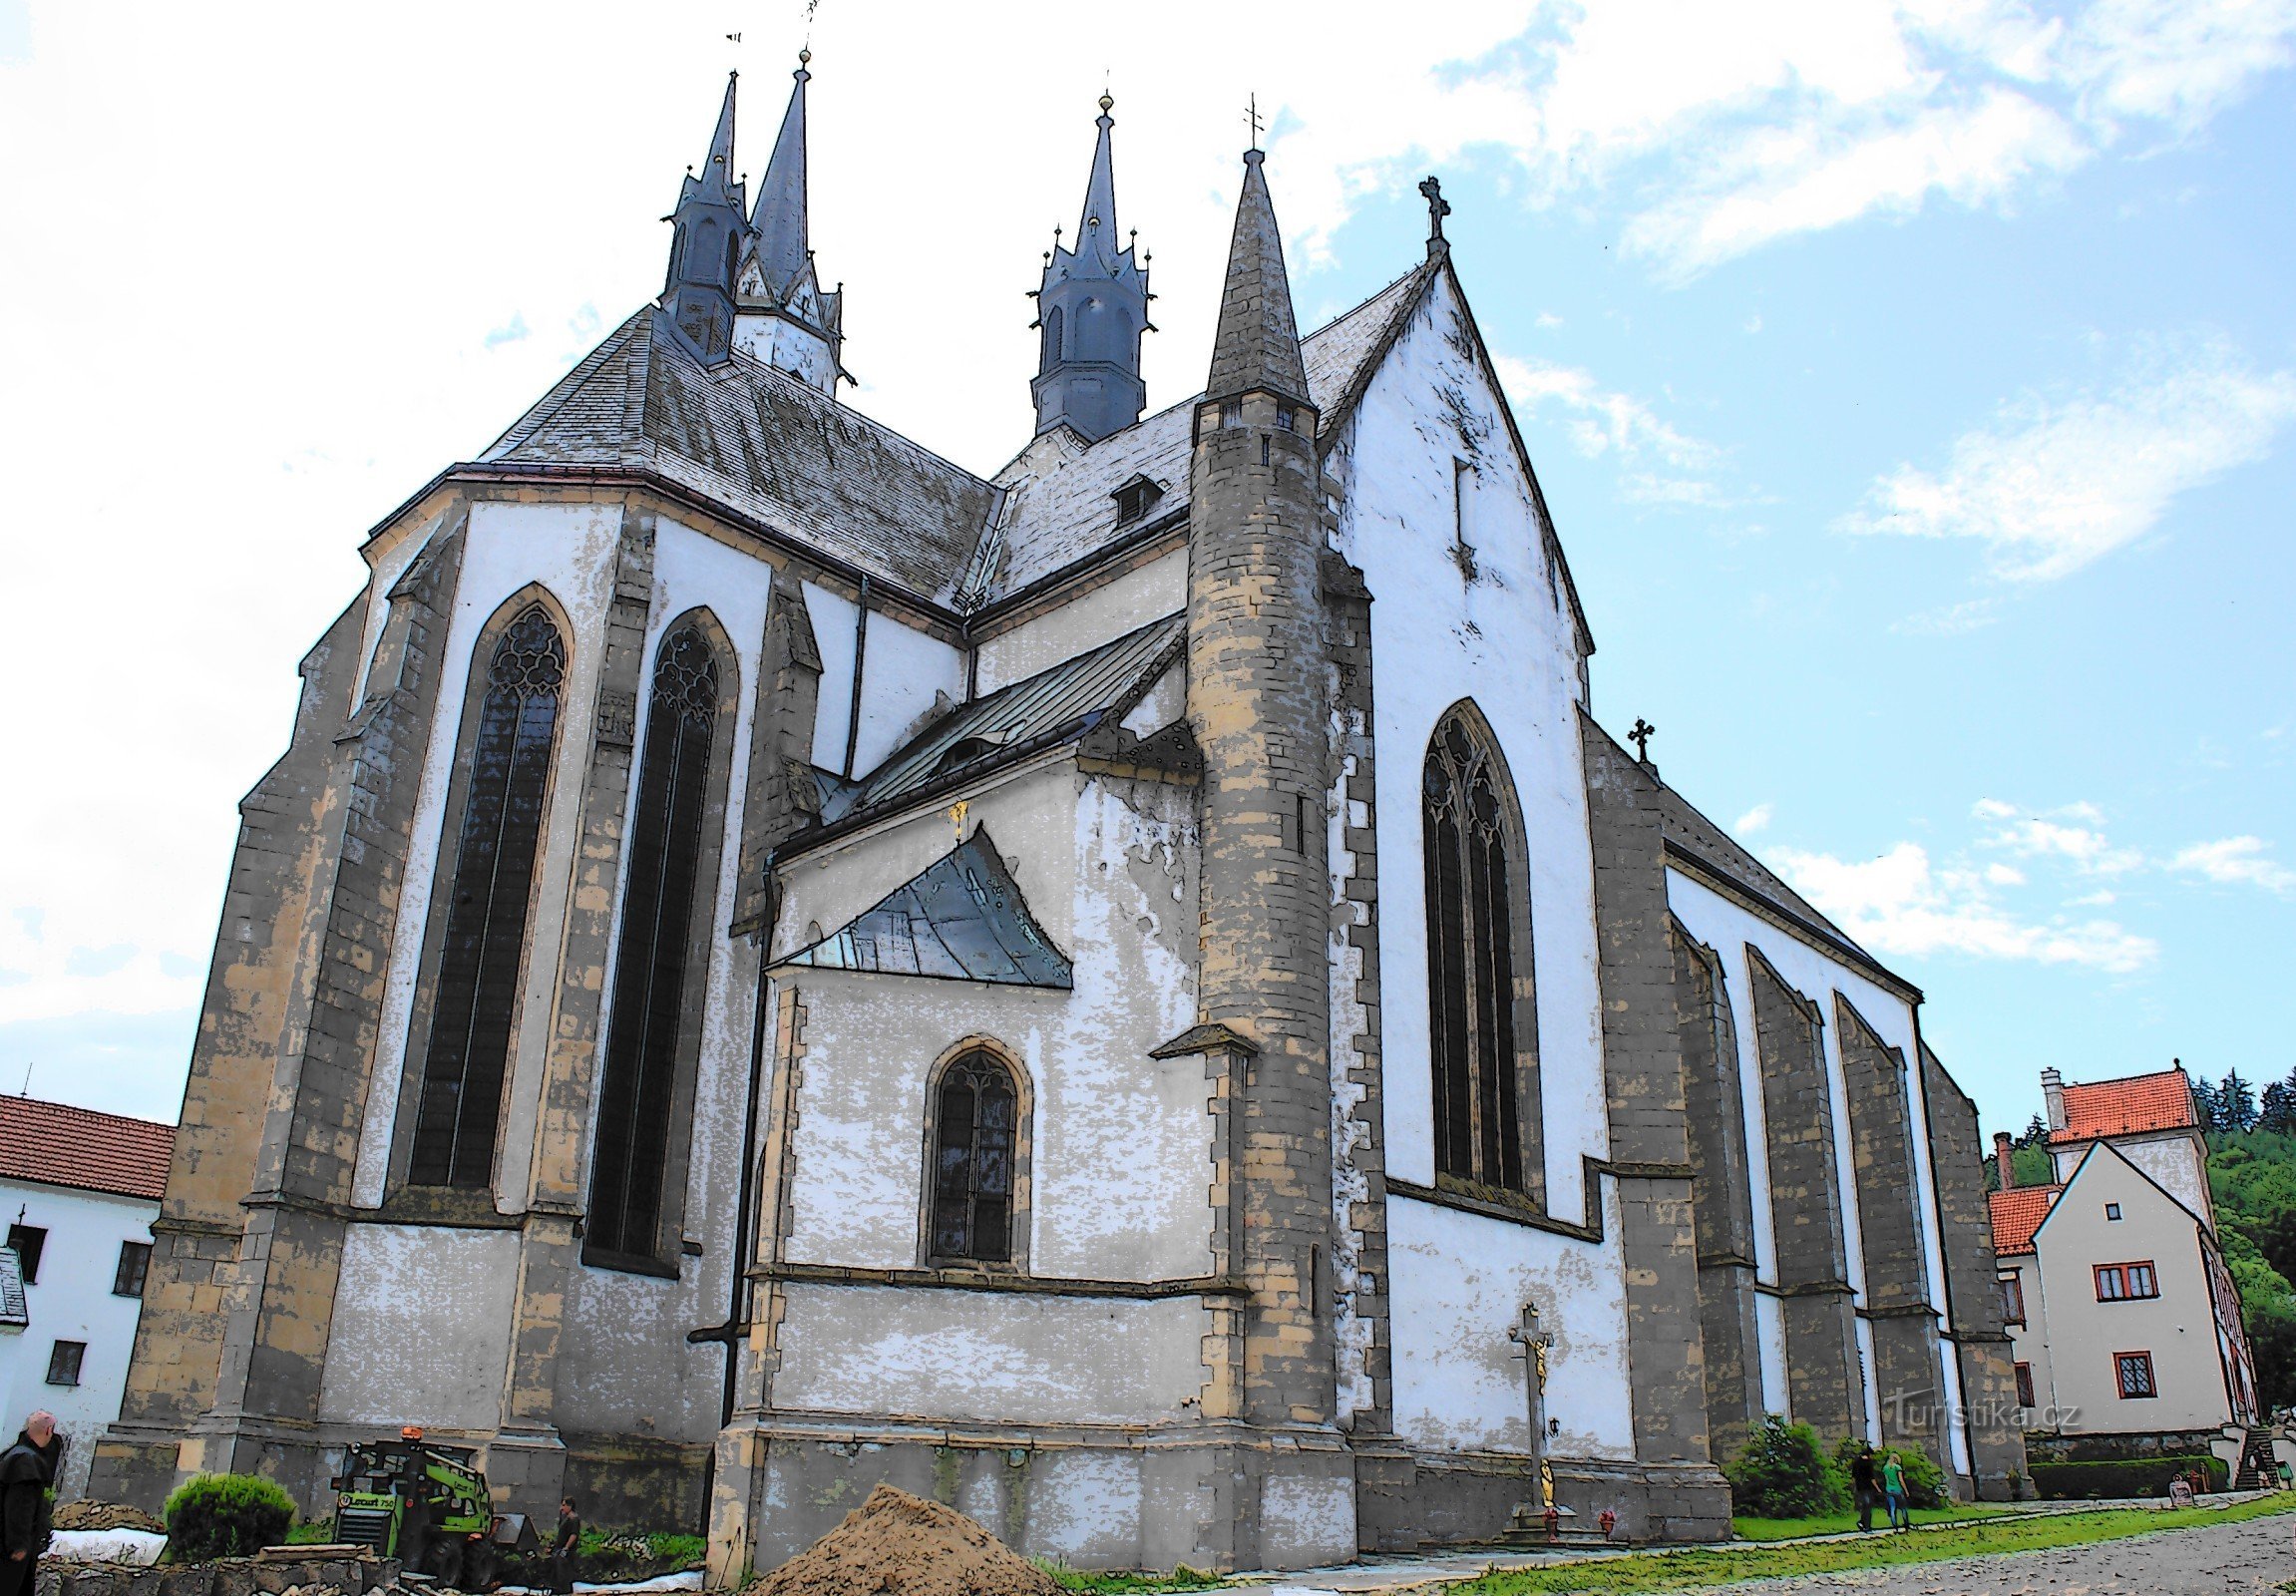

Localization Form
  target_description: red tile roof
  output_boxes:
[2052,1068,2197,1144]
[0,1096,175,1201]
[1989,1184,2061,1257]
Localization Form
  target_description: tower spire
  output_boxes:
[749,51,811,299]
[661,72,748,364]
[731,50,845,394]
[1205,147,1308,405]
[1030,93,1150,443]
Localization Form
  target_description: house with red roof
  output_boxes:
[1988,1066,2260,1477]
[0,1094,176,1498]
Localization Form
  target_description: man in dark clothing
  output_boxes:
[1850,1445,1878,1532]
[0,1412,61,1596]
[548,1498,581,1596]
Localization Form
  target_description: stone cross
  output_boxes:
[1506,1298,1552,1507]
[1419,176,1451,255]
[1630,717,1656,762]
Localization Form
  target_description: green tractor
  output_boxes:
[329,1428,536,1588]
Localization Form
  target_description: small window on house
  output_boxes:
[45,1340,84,1387]
[2014,1362,2036,1408]
[1112,478,1164,526]
[2097,1261,2158,1302]
[2126,1261,2157,1298]
[1220,399,1242,429]
[2105,1202,2122,1220]
[929,1052,1019,1266]
[6,1225,47,1285]
[1276,403,1298,432]
[113,1241,152,1298]
[1997,1274,2025,1325]
[2114,1350,2156,1399]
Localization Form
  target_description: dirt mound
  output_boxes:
[54,1500,166,1533]
[742,1484,1064,1596]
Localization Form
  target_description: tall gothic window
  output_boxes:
[929,1052,1018,1265]
[1422,706,1530,1191]
[410,605,567,1189]
[587,627,721,1262]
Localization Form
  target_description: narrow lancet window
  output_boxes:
[929,1052,1018,1264]
[1422,707,1530,1191]
[587,626,720,1261]
[409,605,567,1189]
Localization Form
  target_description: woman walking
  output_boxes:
[1881,1451,1909,1531]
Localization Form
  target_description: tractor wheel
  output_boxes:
[463,1538,497,1591]
[430,1534,466,1589]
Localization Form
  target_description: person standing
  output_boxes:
[1850,1446,1878,1532]
[0,1412,61,1596]
[549,1497,581,1596]
[1880,1451,1909,1532]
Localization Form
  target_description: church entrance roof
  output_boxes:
[772,827,1072,989]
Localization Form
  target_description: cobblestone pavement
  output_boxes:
[1703,1510,2296,1595]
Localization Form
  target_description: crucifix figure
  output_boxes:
[1244,94,1265,152]
[1419,175,1451,257]
[1506,1298,1553,1509]
[1630,717,1656,763]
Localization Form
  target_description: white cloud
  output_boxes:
[1735,802,1774,836]
[1493,352,1735,506]
[1769,841,2157,972]
[1840,340,2296,580]
[2170,836,2296,894]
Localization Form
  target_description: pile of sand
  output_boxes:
[54,1500,167,1533]
[741,1485,1064,1596]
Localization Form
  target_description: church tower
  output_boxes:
[1183,144,1347,1555]
[662,74,748,364]
[734,53,845,392]
[1029,96,1149,441]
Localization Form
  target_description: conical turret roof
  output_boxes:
[750,56,812,298]
[1205,150,1309,405]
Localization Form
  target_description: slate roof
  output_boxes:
[0,1096,176,1202]
[1989,1184,2061,1257]
[2053,1068,2198,1144]
[851,611,1186,816]
[773,829,1072,989]
[478,308,1001,607]
[980,264,1436,602]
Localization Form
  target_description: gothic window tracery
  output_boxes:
[586,625,722,1263]
[929,1051,1019,1265]
[409,604,566,1190]
[1422,705,1533,1192]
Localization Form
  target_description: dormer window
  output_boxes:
[1111,474,1166,527]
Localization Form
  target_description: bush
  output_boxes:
[2028,1455,2227,1499]
[1726,1416,1847,1517]
[164,1473,296,1561]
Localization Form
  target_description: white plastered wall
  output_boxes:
[804,581,966,779]
[974,551,1187,693]
[318,1225,521,1427]
[1325,270,1627,1458]
[764,759,1209,1427]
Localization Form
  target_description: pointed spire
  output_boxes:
[1205,149,1308,406]
[1076,93,1119,267]
[689,71,740,205]
[662,72,749,364]
[750,52,812,298]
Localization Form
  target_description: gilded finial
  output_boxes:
[799,47,810,65]
[1099,91,1113,114]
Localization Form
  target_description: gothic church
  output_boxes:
[92,62,2027,1572]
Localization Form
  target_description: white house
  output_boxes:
[0,1096,174,1498]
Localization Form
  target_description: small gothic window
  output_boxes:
[1220,398,1242,429]
[929,1052,1018,1265]
[1041,306,1064,368]
[1423,708,1526,1191]
[410,605,566,1190]
[1277,403,1298,432]
[587,626,720,1261]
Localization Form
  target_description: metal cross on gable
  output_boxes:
[1630,717,1657,762]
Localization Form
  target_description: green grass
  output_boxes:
[1729,1500,2016,1540]
[1035,1561,1226,1592]
[1445,1492,2296,1595]
[284,1520,340,1544]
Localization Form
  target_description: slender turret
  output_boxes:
[661,74,748,364]
[1183,140,1341,1539]
[1030,95,1150,441]
[734,52,845,392]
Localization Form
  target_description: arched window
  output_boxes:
[1422,705,1535,1192]
[586,625,722,1262]
[409,604,567,1189]
[929,1051,1019,1265]
[1040,305,1064,368]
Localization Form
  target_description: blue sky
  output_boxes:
[0,0,2289,1140]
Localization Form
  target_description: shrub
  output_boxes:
[1726,1415,1847,1518]
[2028,1455,2227,1499]
[164,1473,296,1561]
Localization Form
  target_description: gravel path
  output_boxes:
[1722,1508,2296,1594]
